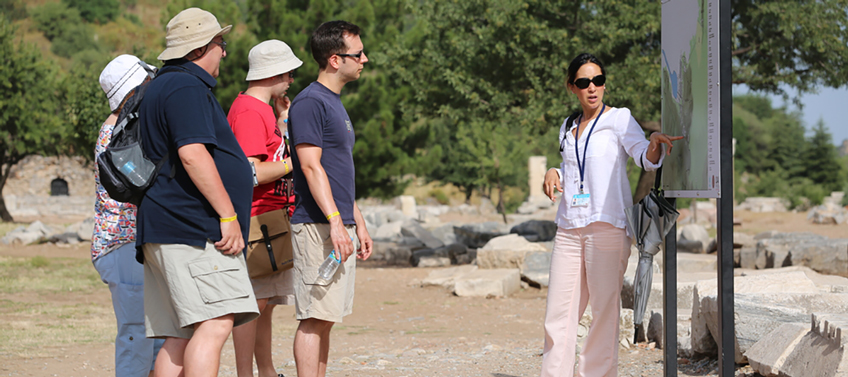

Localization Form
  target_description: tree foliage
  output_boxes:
[0,0,27,20]
[732,0,848,100]
[733,94,845,207]
[241,0,423,199]
[5,0,848,219]
[31,2,83,41]
[31,2,99,58]
[62,58,113,160]
[64,0,120,24]
[387,0,664,208]
[803,119,844,192]
[0,20,69,220]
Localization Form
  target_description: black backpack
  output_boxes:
[96,62,168,206]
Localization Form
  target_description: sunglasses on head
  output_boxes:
[572,74,606,89]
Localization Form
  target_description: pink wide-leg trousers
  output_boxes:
[541,222,631,377]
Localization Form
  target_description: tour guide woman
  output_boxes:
[541,53,682,377]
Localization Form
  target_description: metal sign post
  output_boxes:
[663,202,678,376]
[716,0,734,374]
[661,0,733,375]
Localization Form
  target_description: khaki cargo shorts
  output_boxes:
[291,223,358,323]
[143,242,260,339]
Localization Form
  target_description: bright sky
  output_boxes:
[733,85,848,146]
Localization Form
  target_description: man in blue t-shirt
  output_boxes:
[136,8,259,377]
[288,20,374,376]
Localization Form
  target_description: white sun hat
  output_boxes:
[99,54,156,112]
[246,39,303,81]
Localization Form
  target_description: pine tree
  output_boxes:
[803,119,844,192]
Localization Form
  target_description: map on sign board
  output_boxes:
[661,0,721,198]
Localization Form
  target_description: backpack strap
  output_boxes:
[560,111,582,152]
[564,111,581,131]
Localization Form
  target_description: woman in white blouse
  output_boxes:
[540,53,681,377]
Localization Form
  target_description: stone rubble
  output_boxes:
[2,218,95,246]
[6,182,848,376]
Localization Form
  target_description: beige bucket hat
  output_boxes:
[158,7,232,61]
[246,40,303,81]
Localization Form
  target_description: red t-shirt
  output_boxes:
[228,93,295,216]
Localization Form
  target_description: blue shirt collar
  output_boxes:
[162,59,217,88]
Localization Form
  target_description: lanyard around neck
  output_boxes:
[574,103,605,194]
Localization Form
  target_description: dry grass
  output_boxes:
[0,255,111,356]
[0,299,113,357]
[0,256,101,294]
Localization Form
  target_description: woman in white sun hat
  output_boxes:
[93,54,164,377]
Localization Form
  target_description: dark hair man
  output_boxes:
[137,8,259,377]
[288,20,373,377]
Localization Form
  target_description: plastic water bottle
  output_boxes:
[315,249,341,285]
[119,160,146,187]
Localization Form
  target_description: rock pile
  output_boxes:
[735,197,790,213]
[2,218,94,245]
[745,232,848,276]
[807,201,848,225]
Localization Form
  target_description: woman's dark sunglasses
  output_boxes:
[573,75,606,89]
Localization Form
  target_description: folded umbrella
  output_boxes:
[624,167,679,343]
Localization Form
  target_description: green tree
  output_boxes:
[0,0,27,20]
[244,0,423,199]
[51,23,99,58]
[762,109,806,178]
[733,95,777,174]
[64,0,119,24]
[62,57,112,160]
[0,20,68,221]
[802,119,844,192]
[31,2,83,41]
[732,0,848,100]
[387,0,583,210]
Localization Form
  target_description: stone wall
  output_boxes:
[2,155,95,219]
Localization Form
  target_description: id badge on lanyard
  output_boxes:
[570,104,605,208]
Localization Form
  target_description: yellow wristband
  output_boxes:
[220,214,238,223]
[326,211,340,220]
[283,160,290,175]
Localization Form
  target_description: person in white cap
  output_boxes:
[136,7,259,377]
[94,54,164,377]
[227,39,303,377]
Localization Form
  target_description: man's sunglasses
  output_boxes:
[336,51,364,59]
[286,69,296,79]
[209,40,227,52]
[572,75,606,89]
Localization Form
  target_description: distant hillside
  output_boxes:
[11,0,169,70]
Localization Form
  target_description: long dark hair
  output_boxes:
[566,53,606,86]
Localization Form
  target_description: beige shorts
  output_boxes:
[291,223,358,323]
[143,242,260,339]
[250,267,295,306]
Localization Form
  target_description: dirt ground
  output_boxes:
[0,210,843,377]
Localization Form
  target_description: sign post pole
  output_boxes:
[716,0,735,374]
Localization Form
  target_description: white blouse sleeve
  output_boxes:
[617,108,664,171]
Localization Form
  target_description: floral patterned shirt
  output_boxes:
[91,122,136,261]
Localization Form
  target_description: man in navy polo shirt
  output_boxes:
[137,8,258,377]
[288,20,373,377]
